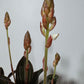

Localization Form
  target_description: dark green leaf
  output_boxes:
[0,67,4,76]
[8,70,16,78]
[39,74,58,84]
[16,56,33,84]
[0,76,14,84]
[0,67,14,84]
[30,68,43,84]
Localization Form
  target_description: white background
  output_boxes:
[0,0,84,84]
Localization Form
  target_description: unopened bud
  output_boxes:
[45,35,52,48]
[44,7,49,16]
[53,53,60,67]
[49,17,56,31]
[41,6,44,17]
[55,53,60,65]
[42,14,48,29]
[40,22,46,36]
[4,12,11,29]
[48,7,54,19]
[24,31,31,50]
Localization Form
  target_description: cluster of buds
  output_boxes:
[53,53,60,67]
[24,31,31,54]
[40,0,59,48]
[40,0,56,36]
[4,12,11,29]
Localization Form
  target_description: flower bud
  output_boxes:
[40,22,46,36]
[48,7,54,23]
[24,31,31,50]
[49,17,56,31]
[41,6,44,17]
[4,12,11,29]
[45,35,52,48]
[42,14,48,29]
[44,7,49,16]
[41,0,55,31]
[53,53,60,67]
[48,7,54,19]
[55,53,60,65]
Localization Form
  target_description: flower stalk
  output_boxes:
[40,0,57,84]
[52,63,56,79]
[44,29,49,84]
[4,12,16,82]
[25,49,29,84]
[6,29,16,82]
[24,31,31,84]
[52,53,60,79]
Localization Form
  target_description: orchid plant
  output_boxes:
[0,0,60,84]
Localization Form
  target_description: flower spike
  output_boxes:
[40,0,58,83]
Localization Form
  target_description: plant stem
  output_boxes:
[25,49,28,84]
[26,49,28,68]
[52,65,56,79]
[44,29,49,84]
[6,29,16,82]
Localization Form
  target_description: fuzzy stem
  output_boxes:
[44,29,49,84]
[52,65,56,79]
[25,49,28,84]
[6,29,16,82]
